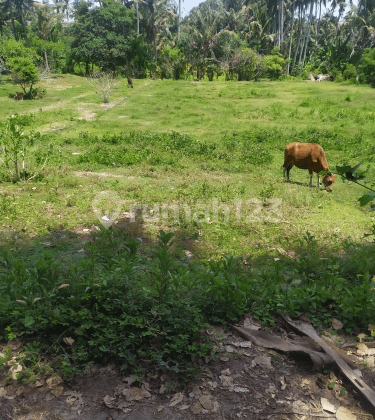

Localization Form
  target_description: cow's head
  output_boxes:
[322,173,336,192]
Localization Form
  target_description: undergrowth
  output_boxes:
[1,228,374,384]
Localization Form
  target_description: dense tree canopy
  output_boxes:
[0,0,374,82]
[70,0,135,72]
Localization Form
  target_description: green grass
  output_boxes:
[0,75,374,260]
[1,75,375,383]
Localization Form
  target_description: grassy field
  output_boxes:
[1,74,375,382]
[0,74,374,261]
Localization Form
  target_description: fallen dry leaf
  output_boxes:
[252,356,273,370]
[331,318,343,330]
[169,392,184,407]
[356,343,369,356]
[10,363,22,380]
[321,397,336,413]
[199,394,214,410]
[50,386,64,398]
[141,385,151,398]
[63,337,74,347]
[336,406,356,420]
[46,376,62,388]
[219,375,234,387]
[104,395,116,408]
[191,402,202,414]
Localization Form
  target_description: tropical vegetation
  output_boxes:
[0,0,374,83]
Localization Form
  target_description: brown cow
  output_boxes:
[127,77,133,88]
[283,142,336,192]
[14,92,24,100]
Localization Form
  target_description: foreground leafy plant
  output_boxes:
[0,114,52,182]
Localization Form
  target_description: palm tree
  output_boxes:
[8,0,18,40]
[14,0,34,47]
[178,0,183,39]
[287,0,296,74]
[298,0,314,74]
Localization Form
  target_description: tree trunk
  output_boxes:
[45,51,50,73]
[296,22,307,75]
[279,0,283,46]
[287,0,296,74]
[178,0,181,39]
[291,7,302,75]
[20,5,29,47]
[246,10,251,36]
[273,14,277,46]
[136,1,139,37]
[8,0,18,41]
[0,23,4,43]
[299,0,314,75]
[153,9,157,62]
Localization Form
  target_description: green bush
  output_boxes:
[8,57,40,98]
[261,48,286,80]
[358,48,375,85]
[343,64,357,80]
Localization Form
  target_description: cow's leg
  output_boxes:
[283,158,293,181]
[283,166,291,181]
[309,172,313,187]
[317,174,321,187]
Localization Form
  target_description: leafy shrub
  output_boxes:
[343,64,357,80]
[1,228,375,382]
[78,145,150,166]
[0,114,52,182]
[358,48,375,85]
[8,57,40,98]
[261,48,286,80]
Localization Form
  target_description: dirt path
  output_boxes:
[1,320,374,420]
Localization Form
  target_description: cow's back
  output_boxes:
[285,142,323,160]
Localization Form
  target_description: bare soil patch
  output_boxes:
[1,319,374,420]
